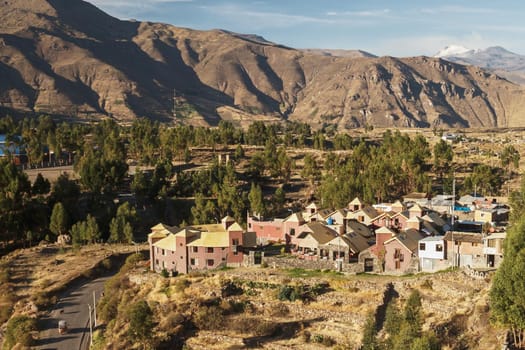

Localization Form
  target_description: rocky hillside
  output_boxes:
[1,0,525,128]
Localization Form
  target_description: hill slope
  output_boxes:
[1,0,525,128]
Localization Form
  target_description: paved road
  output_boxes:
[35,275,111,350]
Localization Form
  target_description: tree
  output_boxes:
[85,214,101,243]
[49,202,69,238]
[127,300,154,346]
[433,140,453,181]
[32,173,51,196]
[109,202,136,243]
[248,183,265,217]
[191,192,217,224]
[490,214,525,348]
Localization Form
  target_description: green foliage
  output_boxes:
[490,213,525,347]
[248,183,265,217]
[433,139,453,179]
[126,300,154,344]
[32,173,50,195]
[49,202,69,237]
[3,315,37,349]
[462,164,503,196]
[108,202,136,243]
[361,311,379,350]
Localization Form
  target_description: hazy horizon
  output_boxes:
[88,0,525,57]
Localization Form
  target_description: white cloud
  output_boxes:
[419,6,498,15]
[326,9,391,17]
[199,4,334,28]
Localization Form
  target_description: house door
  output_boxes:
[487,255,495,268]
[364,258,374,272]
[254,252,262,265]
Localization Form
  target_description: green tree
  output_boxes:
[490,214,525,348]
[49,202,69,237]
[433,140,453,181]
[108,202,136,243]
[248,183,265,217]
[32,173,51,196]
[191,192,217,224]
[127,300,154,347]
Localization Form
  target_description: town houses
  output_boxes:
[148,194,509,275]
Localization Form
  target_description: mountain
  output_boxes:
[435,46,525,85]
[1,0,525,128]
[434,45,474,58]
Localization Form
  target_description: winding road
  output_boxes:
[35,275,111,350]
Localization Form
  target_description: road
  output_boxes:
[35,275,111,350]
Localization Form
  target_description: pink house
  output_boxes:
[246,212,306,246]
[383,229,425,274]
[150,217,255,275]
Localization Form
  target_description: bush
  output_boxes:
[125,252,145,266]
[192,306,224,330]
[173,278,191,293]
[254,321,279,336]
[127,300,154,343]
[32,291,57,309]
[160,268,169,278]
[101,258,113,270]
[3,315,37,349]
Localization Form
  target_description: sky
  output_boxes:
[88,0,525,57]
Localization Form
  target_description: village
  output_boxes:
[148,192,508,277]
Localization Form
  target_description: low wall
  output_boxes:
[263,256,364,274]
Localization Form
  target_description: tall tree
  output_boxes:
[49,202,69,238]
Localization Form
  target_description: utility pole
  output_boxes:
[88,304,93,347]
[93,291,97,327]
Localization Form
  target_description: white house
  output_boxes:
[418,236,448,272]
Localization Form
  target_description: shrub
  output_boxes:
[101,258,113,270]
[192,306,224,330]
[160,269,169,278]
[221,280,243,297]
[161,311,185,329]
[173,278,190,293]
[254,321,279,336]
[269,302,289,317]
[125,252,145,266]
[3,315,37,349]
[421,279,433,290]
[32,291,57,309]
[127,300,154,343]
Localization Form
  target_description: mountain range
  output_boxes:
[435,46,525,86]
[1,0,525,128]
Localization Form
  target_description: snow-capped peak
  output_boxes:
[434,45,473,58]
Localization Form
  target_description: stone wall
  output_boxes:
[262,256,364,274]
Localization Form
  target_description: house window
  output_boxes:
[192,247,198,253]
[487,240,496,248]
[179,243,183,247]
[190,258,195,265]
[207,259,214,266]
[419,243,426,251]
[472,243,478,247]
[358,216,365,222]
[248,223,252,229]
[290,228,295,236]
[232,238,239,246]
[155,259,159,266]
[162,249,165,256]
[436,244,443,252]
[207,247,214,253]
